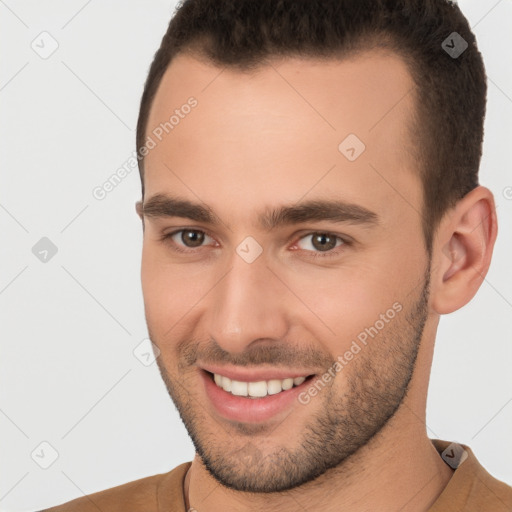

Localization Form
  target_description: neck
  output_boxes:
[184,417,453,512]
[184,321,453,512]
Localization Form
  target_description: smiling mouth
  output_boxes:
[204,370,316,399]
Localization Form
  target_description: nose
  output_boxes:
[206,248,289,354]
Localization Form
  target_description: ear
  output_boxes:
[430,186,498,314]
[135,200,144,227]
[136,200,143,218]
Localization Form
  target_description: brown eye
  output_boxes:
[311,233,337,251]
[162,229,214,250]
[180,229,205,247]
[296,232,344,254]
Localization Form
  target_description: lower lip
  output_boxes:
[200,370,314,423]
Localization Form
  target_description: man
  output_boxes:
[43,0,512,510]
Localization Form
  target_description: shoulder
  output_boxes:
[430,439,512,511]
[38,462,191,512]
[471,462,512,510]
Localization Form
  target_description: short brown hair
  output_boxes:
[136,0,486,252]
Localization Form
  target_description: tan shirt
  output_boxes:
[41,439,512,511]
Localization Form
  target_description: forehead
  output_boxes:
[143,51,421,226]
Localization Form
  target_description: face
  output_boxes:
[139,51,431,492]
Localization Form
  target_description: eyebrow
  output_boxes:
[141,193,379,230]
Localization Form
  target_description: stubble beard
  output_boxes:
[152,267,431,493]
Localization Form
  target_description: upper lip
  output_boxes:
[199,364,316,382]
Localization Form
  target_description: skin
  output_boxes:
[136,51,497,512]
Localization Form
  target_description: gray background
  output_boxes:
[1,1,511,510]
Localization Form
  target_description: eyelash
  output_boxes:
[159,229,350,259]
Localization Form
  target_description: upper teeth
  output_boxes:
[213,373,307,398]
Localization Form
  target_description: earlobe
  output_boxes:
[431,186,497,315]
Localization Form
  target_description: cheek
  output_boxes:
[301,276,392,344]
[285,257,410,353]
[141,248,212,327]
